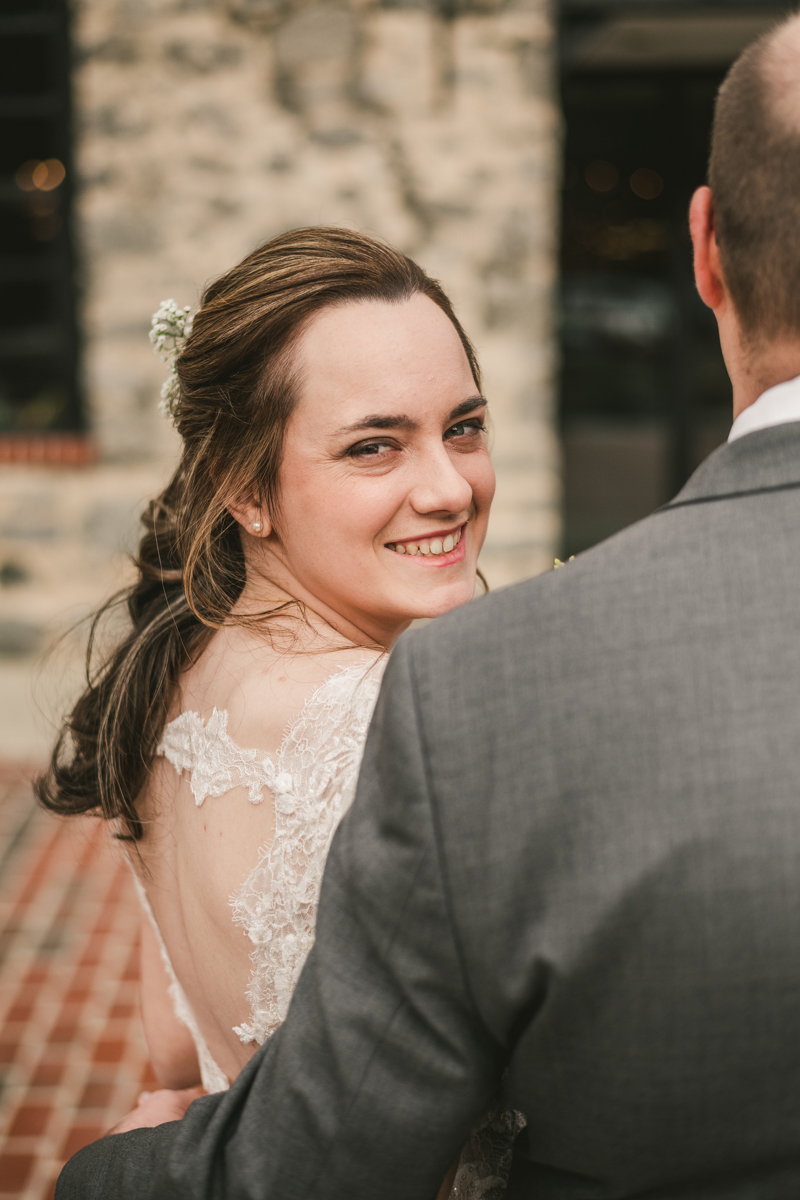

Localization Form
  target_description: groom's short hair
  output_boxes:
[709,12,800,340]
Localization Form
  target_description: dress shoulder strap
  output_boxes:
[157,656,385,808]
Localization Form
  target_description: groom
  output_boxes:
[60,13,800,1199]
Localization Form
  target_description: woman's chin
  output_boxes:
[400,576,478,620]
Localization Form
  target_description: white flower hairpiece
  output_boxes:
[150,299,194,418]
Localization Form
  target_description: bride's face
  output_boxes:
[253,293,495,647]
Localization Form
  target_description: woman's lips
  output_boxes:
[385,524,466,565]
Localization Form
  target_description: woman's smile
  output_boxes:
[385,522,466,563]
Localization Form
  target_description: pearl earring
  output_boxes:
[252,520,262,533]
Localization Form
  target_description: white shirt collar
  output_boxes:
[728,374,800,443]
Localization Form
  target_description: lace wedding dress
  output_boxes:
[134,657,385,1093]
[134,654,522,1198]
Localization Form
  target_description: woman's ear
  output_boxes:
[227,497,272,538]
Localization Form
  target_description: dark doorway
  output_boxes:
[0,0,82,437]
[558,4,780,557]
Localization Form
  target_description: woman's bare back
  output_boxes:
[133,626,385,1088]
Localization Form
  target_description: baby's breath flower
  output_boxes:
[150,299,193,419]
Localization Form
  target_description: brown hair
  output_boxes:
[709,13,800,338]
[36,226,480,839]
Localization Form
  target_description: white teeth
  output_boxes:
[391,530,462,556]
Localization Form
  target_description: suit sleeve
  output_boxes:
[56,635,504,1200]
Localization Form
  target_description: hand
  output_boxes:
[107,1086,205,1135]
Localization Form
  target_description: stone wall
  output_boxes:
[0,0,560,757]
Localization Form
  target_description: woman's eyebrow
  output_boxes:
[336,413,417,434]
[335,396,487,437]
[448,397,487,421]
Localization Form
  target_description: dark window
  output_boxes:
[559,2,781,557]
[0,0,81,435]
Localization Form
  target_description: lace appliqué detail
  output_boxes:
[158,707,272,807]
[229,660,384,1045]
[450,1108,527,1200]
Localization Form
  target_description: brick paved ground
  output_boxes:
[0,767,155,1198]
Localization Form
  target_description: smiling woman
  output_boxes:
[34,227,497,1195]
[229,291,494,649]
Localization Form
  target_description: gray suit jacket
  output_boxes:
[58,424,800,1199]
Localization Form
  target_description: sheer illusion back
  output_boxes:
[138,656,386,1091]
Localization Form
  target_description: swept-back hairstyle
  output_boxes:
[36,226,480,839]
[709,12,800,338]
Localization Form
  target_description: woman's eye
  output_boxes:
[445,420,483,440]
[349,440,392,459]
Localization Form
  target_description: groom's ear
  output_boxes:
[690,186,726,314]
[227,495,272,539]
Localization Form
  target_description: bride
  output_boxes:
[38,227,498,1183]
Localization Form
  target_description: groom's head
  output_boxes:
[691,11,800,412]
[710,13,800,338]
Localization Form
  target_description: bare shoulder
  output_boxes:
[174,629,384,757]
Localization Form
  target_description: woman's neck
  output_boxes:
[232,569,398,653]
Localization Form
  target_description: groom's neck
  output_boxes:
[720,316,800,420]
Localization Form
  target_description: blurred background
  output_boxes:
[0,1,784,1192]
[559,1,779,557]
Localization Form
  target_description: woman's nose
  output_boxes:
[408,443,473,517]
